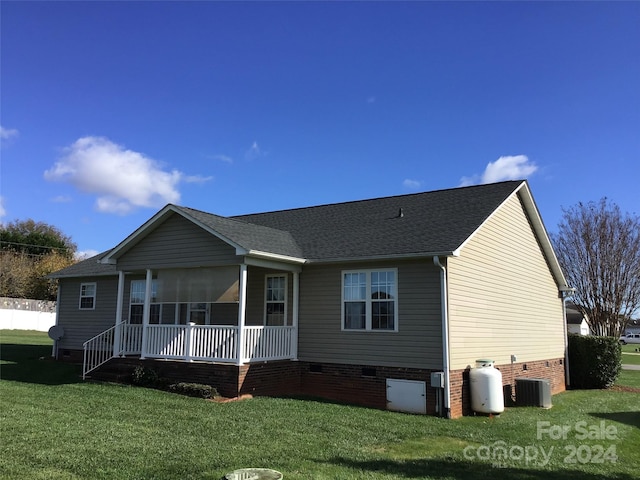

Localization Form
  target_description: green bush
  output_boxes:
[568,334,621,389]
[131,365,159,387]
[168,382,218,399]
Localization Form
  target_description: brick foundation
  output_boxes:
[298,362,441,415]
[72,352,566,418]
[57,348,84,364]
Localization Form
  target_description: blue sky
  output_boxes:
[1,1,638,258]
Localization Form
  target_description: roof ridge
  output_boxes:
[232,180,525,218]
[177,204,298,235]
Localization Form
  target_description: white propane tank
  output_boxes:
[470,359,504,414]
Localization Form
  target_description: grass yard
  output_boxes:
[1,330,639,480]
[621,344,640,366]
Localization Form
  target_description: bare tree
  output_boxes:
[553,198,640,337]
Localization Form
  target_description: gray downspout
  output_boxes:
[433,256,451,418]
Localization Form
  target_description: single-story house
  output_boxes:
[566,303,590,336]
[50,180,571,418]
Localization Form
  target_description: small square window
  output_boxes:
[79,283,96,310]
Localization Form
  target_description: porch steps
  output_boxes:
[86,358,138,384]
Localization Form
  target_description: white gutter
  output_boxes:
[433,256,451,418]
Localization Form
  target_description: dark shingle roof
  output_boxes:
[49,251,116,278]
[174,206,303,258]
[51,181,525,277]
[233,181,523,261]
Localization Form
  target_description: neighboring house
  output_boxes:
[566,303,590,336]
[625,319,640,335]
[50,180,571,418]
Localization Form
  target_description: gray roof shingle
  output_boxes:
[174,206,304,258]
[49,251,116,278]
[51,180,524,277]
[233,181,523,260]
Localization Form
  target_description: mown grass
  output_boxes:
[621,344,640,365]
[1,330,639,480]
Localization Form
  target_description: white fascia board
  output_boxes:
[101,204,248,263]
[244,255,303,273]
[245,250,306,265]
[516,182,570,290]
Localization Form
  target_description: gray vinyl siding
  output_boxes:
[298,260,443,369]
[447,192,565,370]
[56,276,119,350]
[117,213,241,271]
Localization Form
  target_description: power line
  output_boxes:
[0,240,72,253]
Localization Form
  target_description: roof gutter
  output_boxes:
[433,255,451,418]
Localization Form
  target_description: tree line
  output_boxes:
[1,219,77,301]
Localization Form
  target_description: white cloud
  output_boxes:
[460,155,537,187]
[403,179,422,189]
[245,141,262,161]
[44,136,211,215]
[210,154,233,164]
[0,196,6,220]
[75,249,100,260]
[0,125,19,141]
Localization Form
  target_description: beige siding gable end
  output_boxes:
[447,192,565,370]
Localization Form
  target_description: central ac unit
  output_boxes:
[515,378,552,408]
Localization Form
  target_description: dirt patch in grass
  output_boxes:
[209,393,254,403]
[610,384,640,393]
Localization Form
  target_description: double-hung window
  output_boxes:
[129,279,161,324]
[342,269,397,331]
[79,283,96,310]
[265,275,287,326]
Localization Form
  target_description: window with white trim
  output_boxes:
[79,283,96,310]
[265,274,287,326]
[129,279,161,324]
[342,269,397,331]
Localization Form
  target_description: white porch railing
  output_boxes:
[143,324,295,363]
[82,325,116,379]
[121,324,143,355]
[83,323,296,378]
[243,326,295,362]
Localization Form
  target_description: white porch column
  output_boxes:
[292,271,299,360]
[237,264,248,365]
[113,271,125,357]
[140,269,153,359]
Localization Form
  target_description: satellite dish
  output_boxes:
[48,325,64,341]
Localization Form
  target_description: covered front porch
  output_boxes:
[83,262,300,379]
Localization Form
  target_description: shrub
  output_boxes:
[568,334,621,389]
[168,382,218,399]
[131,365,159,387]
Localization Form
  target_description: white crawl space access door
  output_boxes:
[386,378,427,414]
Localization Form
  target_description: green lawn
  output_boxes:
[621,344,640,366]
[1,330,639,480]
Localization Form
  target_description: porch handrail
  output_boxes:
[82,325,116,380]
